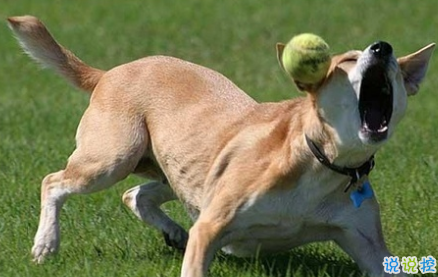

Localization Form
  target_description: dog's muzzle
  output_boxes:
[358,41,394,143]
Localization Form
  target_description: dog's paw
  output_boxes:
[162,227,188,251]
[31,242,58,263]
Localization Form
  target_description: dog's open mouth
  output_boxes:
[358,64,393,142]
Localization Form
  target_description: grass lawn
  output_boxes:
[1,1,437,276]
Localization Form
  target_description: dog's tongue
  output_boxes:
[365,109,383,130]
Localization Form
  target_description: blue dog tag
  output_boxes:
[350,181,374,208]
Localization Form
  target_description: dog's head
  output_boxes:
[278,41,434,152]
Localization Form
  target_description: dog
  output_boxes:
[8,15,434,277]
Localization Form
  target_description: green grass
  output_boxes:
[1,0,438,276]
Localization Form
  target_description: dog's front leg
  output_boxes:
[333,199,407,277]
[181,220,222,277]
[180,191,238,277]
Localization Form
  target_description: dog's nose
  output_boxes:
[370,41,393,58]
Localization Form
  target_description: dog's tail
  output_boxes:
[7,15,104,93]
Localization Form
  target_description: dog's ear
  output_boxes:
[398,43,435,96]
[276,43,286,70]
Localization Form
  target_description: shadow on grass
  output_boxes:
[213,247,364,277]
[31,240,364,277]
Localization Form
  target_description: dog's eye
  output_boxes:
[339,50,361,64]
[342,59,357,64]
[336,59,357,72]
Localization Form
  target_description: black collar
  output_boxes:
[305,134,375,192]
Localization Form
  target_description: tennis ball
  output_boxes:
[281,33,331,84]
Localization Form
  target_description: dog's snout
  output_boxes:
[370,41,393,58]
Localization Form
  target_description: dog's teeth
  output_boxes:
[378,126,388,132]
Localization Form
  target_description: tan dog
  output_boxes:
[8,15,434,277]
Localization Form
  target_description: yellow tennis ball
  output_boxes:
[281,33,331,84]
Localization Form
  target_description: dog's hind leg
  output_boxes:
[31,107,147,263]
[123,181,188,251]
